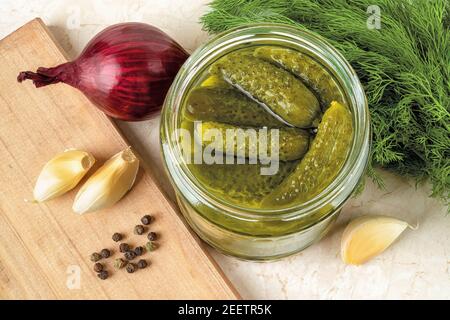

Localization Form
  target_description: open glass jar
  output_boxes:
[160,24,370,260]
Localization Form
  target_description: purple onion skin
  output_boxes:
[18,23,189,121]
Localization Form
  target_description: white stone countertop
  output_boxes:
[1,0,448,299]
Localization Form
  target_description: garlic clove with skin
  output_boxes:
[72,147,139,214]
[32,149,95,202]
[341,215,412,265]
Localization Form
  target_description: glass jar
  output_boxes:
[160,24,370,261]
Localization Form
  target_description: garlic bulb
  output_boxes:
[341,215,412,265]
[72,147,139,214]
[32,149,95,202]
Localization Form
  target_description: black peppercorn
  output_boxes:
[93,263,103,273]
[126,263,137,273]
[124,250,136,261]
[112,233,123,242]
[119,243,130,253]
[147,232,157,241]
[134,225,145,235]
[134,246,145,256]
[100,248,111,258]
[137,259,148,269]
[90,252,102,262]
[97,270,108,280]
[141,215,153,225]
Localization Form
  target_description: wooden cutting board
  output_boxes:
[0,18,239,299]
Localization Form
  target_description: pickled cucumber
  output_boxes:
[209,52,320,128]
[262,101,353,208]
[254,46,344,109]
[188,161,298,207]
[184,87,286,128]
[196,121,310,161]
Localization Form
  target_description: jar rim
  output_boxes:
[161,23,370,221]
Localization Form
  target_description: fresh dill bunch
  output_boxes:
[201,0,450,206]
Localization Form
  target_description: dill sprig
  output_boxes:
[201,0,450,206]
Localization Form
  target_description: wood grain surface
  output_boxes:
[0,18,239,299]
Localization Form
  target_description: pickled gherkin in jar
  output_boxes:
[262,101,353,208]
[209,51,321,128]
[188,161,298,207]
[195,121,309,161]
[254,46,344,109]
[184,87,286,128]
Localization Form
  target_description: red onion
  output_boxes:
[18,23,189,121]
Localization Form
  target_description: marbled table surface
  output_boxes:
[1,0,448,299]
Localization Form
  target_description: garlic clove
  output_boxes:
[72,147,139,214]
[341,215,411,265]
[33,149,95,202]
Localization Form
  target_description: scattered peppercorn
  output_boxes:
[119,243,130,253]
[90,252,102,262]
[93,263,103,273]
[134,246,145,256]
[145,241,158,252]
[100,248,111,258]
[126,263,137,273]
[97,270,108,280]
[134,225,145,235]
[114,258,127,269]
[124,250,136,261]
[147,232,157,241]
[141,215,153,225]
[112,233,123,242]
[89,214,161,277]
[137,259,148,269]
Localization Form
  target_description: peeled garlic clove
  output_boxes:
[33,149,95,202]
[73,147,139,214]
[341,215,411,265]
